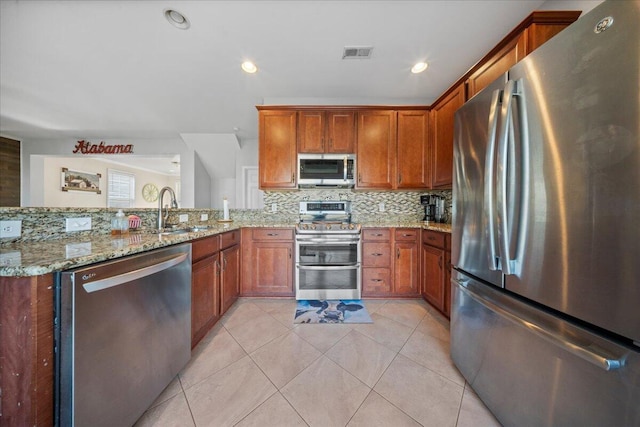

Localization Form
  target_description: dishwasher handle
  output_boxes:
[82,252,189,293]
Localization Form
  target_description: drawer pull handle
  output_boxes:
[428,236,436,241]
[372,253,383,256]
[374,233,383,236]
[267,233,279,236]
[397,248,400,259]
[371,279,383,282]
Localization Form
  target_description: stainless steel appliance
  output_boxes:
[451,1,640,425]
[295,201,361,300]
[298,153,356,188]
[55,244,192,427]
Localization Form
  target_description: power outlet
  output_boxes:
[271,203,277,213]
[378,202,385,212]
[65,217,91,232]
[200,213,208,221]
[0,220,22,238]
[179,214,189,223]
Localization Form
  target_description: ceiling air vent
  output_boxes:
[342,46,373,59]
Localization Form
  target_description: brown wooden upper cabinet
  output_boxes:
[258,109,297,189]
[430,84,464,188]
[397,110,430,189]
[298,110,356,153]
[466,11,581,99]
[356,110,397,190]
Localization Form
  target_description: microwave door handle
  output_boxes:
[343,156,347,181]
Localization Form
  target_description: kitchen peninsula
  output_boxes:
[0,204,450,426]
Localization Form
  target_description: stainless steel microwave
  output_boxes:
[298,154,356,188]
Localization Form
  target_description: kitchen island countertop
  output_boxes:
[1,221,450,277]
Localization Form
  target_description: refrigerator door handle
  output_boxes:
[483,88,502,271]
[454,277,626,371]
[496,79,528,275]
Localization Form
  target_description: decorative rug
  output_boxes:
[294,300,373,324]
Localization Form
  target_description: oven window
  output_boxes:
[298,244,358,265]
[298,267,358,291]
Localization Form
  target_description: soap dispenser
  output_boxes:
[111,209,129,236]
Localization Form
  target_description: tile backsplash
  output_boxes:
[263,189,452,223]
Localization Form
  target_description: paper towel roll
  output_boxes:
[223,198,229,220]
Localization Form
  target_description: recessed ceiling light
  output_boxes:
[164,9,190,30]
[411,62,429,74]
[241,61,258,73]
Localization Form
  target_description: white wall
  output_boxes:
[21,138,196,207]
[41,156,175,208]
[193,152,211,209]
[234,139,263,209]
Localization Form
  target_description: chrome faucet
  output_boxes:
[158,186,178,231]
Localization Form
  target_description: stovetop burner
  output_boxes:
[297,200,360,234]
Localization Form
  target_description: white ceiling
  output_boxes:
[1,0,601,145]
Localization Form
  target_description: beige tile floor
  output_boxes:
[135,298,502,427]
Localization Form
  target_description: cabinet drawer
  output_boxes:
[362,242,391,267]
[363,228,391,241]
[362,268,392,294]
[220,230,240,249]
[395,228,418,241]
[192,235,220,262]
[422,230,445,249]
[252,228,294,241]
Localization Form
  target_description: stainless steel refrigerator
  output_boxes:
[451,1,640,425]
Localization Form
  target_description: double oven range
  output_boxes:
[295,201,361,300]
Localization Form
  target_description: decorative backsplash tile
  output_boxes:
[263,189,452,223]
[0,189,451,243]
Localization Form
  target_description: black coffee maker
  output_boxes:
[420,195,436,222]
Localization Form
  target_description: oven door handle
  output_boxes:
[296,264,360,271]
[296,238,361,244]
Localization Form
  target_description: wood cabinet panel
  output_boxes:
[192,235,220,262]
[298,110,325,153]
[422,244,445,312]
[422,230,446,249]
[431,84,465,188]
[397,110,430,188]
[0,137,21,207]
[394,241,420,296]
[362,228,391,241]
[356,110,396,189]
[0,274,54,426]
[191,256,220,347]
[466,34,524,99]
[221,244,240,314]
[363,242,391,268]
[259,110,297,189]
[252,242,294,295]
[327,111,356,153]
[252,228,295,241]
[362,268,392,296]
[241,228,295,297]
[220,229,240,249]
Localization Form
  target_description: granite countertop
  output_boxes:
[1,221,450,277]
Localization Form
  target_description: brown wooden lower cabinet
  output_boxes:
[421,229,452,317]
[241,228,294,297]
[0,274,54,427]
[362,227,420,297]
[191,230,240,348]
[191,235,221,348]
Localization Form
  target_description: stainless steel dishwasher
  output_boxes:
[55,243,192,427]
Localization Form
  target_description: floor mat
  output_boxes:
[294,300,373,324]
